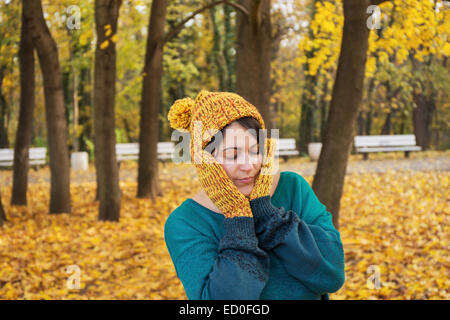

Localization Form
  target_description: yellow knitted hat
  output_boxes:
[168,90,266,162]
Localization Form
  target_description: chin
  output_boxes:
[239,186,253,198]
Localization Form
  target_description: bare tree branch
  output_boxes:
[223,0,248,15]
[370,0,391,5]
[164,0,248,44]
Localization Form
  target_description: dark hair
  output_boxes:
[204,117,264,156]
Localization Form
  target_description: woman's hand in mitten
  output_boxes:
[249,138,277,201]
[248,138,280,236]
[194,149,252,219]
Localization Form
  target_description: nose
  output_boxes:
[239,161,253,171]
[238,152,258,170]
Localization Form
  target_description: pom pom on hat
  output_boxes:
[168,97,195,130]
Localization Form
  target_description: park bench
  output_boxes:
[276,138,300,162]
[0,147,47,169]
[354,134,422,160]
[115,142,175,166]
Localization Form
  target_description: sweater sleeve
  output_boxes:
[249,177,345,295]
[164,214,270,300]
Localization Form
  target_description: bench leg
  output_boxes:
[283,156,288,163]
[404,151,410,158]
[363,153,368,160]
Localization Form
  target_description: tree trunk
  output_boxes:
[320,76,330,142]
[312,0,371,229]
[11,8,36,206]
[380,107,392,135]
[137,0,167,199]
[210,5,226,91]
[79,67,93,152]
[357,110,365,136]
[380,82,401,135]
[23,0,71,214]
[72,65,79,152]
[235,0,272,131]
[412,92,435,150]
[399,109,407,134]
[0,66,9,148]
[365,77,376,135]
[223,4,234,91]
[299,88,315,152]
[365,109,373,135]
[94,0,122,221]
[0,189,6,227]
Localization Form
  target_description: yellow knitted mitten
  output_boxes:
[195,150,253,219]
[249,138,277,201]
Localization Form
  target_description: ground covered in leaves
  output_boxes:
[0,151,448,299]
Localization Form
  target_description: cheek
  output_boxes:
[254,155,262,171]
[258,154,263,166]
[221,163,235,178]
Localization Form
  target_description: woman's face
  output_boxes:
[212,122,262,197]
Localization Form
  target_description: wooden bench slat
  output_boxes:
[0,147,47,167]
[355,134,416,140]
[29,160,46,165]
[356,146,422,153]
[116,155,139,160]
[354,135,421,159]
[354,134,417,147]
[116,142,175,163]
[355,141,417,147]
[278,150,300,156]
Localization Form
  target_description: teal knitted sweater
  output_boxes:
[164,171,345,300]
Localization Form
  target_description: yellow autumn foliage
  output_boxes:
[299,0,450,78]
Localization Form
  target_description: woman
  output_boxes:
[164,90,345,300]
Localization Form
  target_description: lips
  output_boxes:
[236,176,254,184]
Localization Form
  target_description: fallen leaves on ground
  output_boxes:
[0,153,448,299]
[0,178,193,300]
[332,169,449,300]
